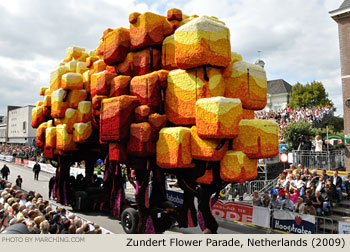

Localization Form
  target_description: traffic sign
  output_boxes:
[280,153,288,163]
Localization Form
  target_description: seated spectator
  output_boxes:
[61,219,71,234]
[261,191,271,207]
[321,169,330,181]
[331,171,343,201]
[294,197,305,213]
[293,174,305,190]
[316,175,326,192]
[252,191,262,206]
[289,188,299,204]
[269,193,281,210]
[275,174,286,189]
[290,164,298,176]
[309,183,316,198]
[68,224,76,234]
[311,190,324,216]
[40,220,50,234]
[305,175,313,189]
[280,193,294,211]
[278,185,290,200]
[310,169,319,185]
[303,200,316,215]
[343,176,350,200]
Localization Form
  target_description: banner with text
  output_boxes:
[211,200,253,224]
[338,221,350,234]
[272,210,315,234]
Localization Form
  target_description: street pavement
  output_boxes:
[0,160,271,234]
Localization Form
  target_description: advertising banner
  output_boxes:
[166,189,184,206]
[23,159,28,166]
[252,206,271,228]
[0,154,4,160]
[272,209,316,234]
[338,221,350,234]
[15,158,21,165]
[5,156,14,162]
[211,200,253,224]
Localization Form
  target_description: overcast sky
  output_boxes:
[0,0,344,116]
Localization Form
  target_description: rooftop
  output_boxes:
[267,79,292,95]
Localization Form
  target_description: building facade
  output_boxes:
[264,79,293,112]
[6,105,36,145]
[330,0,350,171]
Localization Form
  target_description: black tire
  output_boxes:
[121,208,139,234]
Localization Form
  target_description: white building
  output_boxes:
[265,79,293,112]
[0,124,6,143]
[7,105,36,145]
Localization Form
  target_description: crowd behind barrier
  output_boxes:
[0,179,113,234]
[251,165,350,215]
[255,105,333,143]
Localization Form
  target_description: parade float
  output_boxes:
[32,8,279,234]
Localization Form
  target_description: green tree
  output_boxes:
[288,81,333,109]
[283,121,314,150]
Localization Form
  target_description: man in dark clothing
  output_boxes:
[49,176,56,200]
[331,171,343,201]
[16,175,23,189]
[311,190,324,216]
[33,162,41,181]
[1,164,10,180]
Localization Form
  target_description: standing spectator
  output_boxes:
[1,164,10,180]
[331,171,343,201]
[252,191,262,206]
[269,193,281,210]
[33,162,41,181]
[16,175,23,189]
[261,191,271,207]
[48,176,55,200]
[281,193,294,211]
[314,135,323,152]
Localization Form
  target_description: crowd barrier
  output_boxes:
[211,199,350,234]
[49,202,113,234]
[1,155,85,177]
[290,150,345,170]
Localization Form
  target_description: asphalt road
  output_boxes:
[0,160,271,234]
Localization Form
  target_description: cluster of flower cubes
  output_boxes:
[32,8,279,183]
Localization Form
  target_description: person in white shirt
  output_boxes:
[315,135,323,152]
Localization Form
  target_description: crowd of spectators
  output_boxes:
[252,164,350,218]
[0,144,42,161]
[255,105,333,143]
[0,180,103,234]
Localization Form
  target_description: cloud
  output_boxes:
[0,0,344,118]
